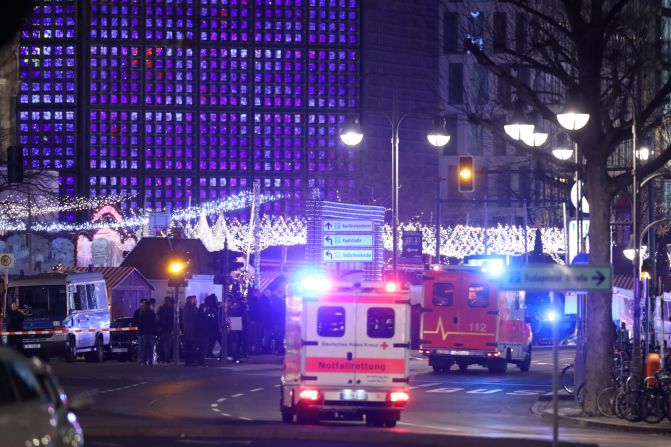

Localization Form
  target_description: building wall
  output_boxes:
[15,0,362,219]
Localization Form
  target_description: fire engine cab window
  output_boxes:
[468,285,489,307]
[432,283,454,306]
[367,307,395,338]
[317,306,345,337]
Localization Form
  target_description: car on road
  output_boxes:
[108,317,139,362]
[0,345,85,447]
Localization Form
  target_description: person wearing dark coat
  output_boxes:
[182,296,198,366]
[136,300,159,365]
[195,303,209,366]
[6,301,27,352]
[156,297,175,363]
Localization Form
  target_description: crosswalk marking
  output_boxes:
[466,388,503,394]
[426,387,464,393]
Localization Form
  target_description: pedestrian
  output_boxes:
[196,303,209,365]
[182,295,198,366]
[259,289,273,353]
[246,288,261,354]
[204,294,220,358]
[133,298,148,324]
[136,300,158,365]
[270,290,286,355]
[157,296,175,363]
[227,296,244,362]
[6,301,28,352]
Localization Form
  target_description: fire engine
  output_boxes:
[280,273,411,427]
[420,265,532,373]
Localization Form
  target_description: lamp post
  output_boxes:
[553,90,590,405]
[340,96,450,279]
[168,259,186,366]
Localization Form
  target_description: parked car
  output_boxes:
[0,345,85,447]
[108,317,138,362]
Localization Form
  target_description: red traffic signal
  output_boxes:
[458,155,474,192]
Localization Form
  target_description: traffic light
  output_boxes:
[457,155,474,193]
[7,146,24,184]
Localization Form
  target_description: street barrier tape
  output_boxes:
[0,327,138,335]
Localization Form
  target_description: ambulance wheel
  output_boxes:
[384,419,397,428]
[488,358,507,374]
[281,408,294,424]
[518,345,532,372]
[365,414,384,427]
[458,362,468,372]
[296,409,318,425]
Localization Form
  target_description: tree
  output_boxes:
[456,1,671,414]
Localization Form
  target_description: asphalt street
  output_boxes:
[47,348,671,447]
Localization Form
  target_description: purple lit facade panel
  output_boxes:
[18,1,361,214]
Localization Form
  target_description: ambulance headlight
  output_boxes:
[385,281,399,293]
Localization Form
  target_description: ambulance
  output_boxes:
[280,273,411,427]
[420,265,532,373]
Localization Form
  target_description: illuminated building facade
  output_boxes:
[17,0,362,219]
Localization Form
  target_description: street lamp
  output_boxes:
[556,88,590,131]
[167,259,186,365]
[521,111,548,147]
[504,100,535,140]
[340,110,450,279]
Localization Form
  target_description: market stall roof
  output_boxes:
[59,266,153,291]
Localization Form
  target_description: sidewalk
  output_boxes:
[533,393,671,433]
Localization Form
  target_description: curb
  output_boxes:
[82,418,597,447]
[532,400,671,434]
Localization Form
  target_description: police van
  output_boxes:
[3,272,110,361]
[280,274,411,427]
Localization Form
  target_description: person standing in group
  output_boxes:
[156,296,175,363]
[204,294,220,358]
[196,303,209,366]
[259,289,273,353]
[182,295,198,366]
[246,288,261,355]
[6,301,28,352]
[136,300,158,366]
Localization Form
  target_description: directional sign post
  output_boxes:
[499,264,612,292]
[323,249,373,262]
[323,220,373,232]
[323,235,373,247]
[498,263,611,447]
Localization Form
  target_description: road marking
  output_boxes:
[216,397,227,402]
[506,390,544,396]
[221,413,231,417]
[231,393,244,398]
[274,384,281,388]
[398,421,459,432]
[426,387,464,393]
[249,388,263,392]
[416,382,440,388]
[239,416,253,421]
[212,407,220,412]
[210,403,219,408]
[466,388,503,394]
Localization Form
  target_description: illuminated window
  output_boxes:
[144,112,196,171]
[22,0,76,40]
[144,47,195,106]
[308,49,358,108]
[200,0,250,42]
[19,45,76,105]
[308,0,359,46]
[254,0,304,43]
[199,112,250,171]
[199,48,250,106]
[253,49,304,107]
[90,0,141,40]
[90,46,141,105]
[145,0,196,41]
[19,110,75,173]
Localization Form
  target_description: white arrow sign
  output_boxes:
[323,235,373,247]
[499,264,612,292]
[323,249,374,262]
[323,220,373,232]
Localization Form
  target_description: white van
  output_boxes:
[281,276,411,427]
[3,272,110,361]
